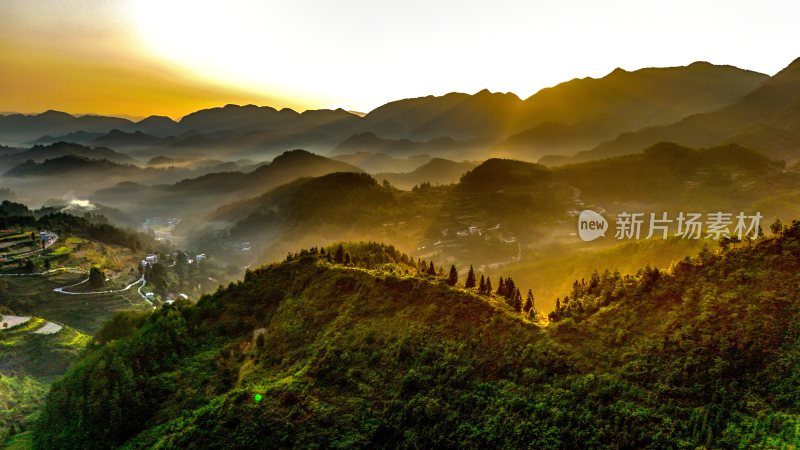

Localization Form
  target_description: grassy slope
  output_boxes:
[32,231,800,448]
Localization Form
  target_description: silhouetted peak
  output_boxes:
[770,56,800,83]
[40,110,74,119]
[137,115,177,125]
[608,67,628,77]
[271,149,318,164]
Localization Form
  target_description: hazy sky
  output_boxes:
[1,0,799,118]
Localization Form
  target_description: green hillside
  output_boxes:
[0,318,90,445]
[33,226,800,447]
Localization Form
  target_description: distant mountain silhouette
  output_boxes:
[3,155,139,177]
[91,129,170,148]
[493,62,767,160]
[0,111,133,145]
[330,132,478,158]
[135,115,178,136]
[167,149,361,195]
[0,142,136,172]
[0,61,770,161]
[558,58,800,164]
[178,104,359,134]
[357,90,522,142]
[32,130,104,145]
[375,158,478,189]
[90,149,364,220]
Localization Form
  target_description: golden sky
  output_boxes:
[1,0,799,120]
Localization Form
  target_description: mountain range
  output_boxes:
[548,57,800,164]
[90,150,362,221]
[0,142,136,172]
[1,61,772,163]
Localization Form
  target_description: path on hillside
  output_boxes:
[54,275,145,295]
[53,274,154,307]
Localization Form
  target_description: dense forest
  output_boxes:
[32,223,800,448]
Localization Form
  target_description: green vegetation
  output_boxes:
[33,227,800,447]
[0,319,90,446]
[0,374,47,445]
[0,218,162,447]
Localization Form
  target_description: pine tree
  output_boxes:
[497,277,505,296]
[427,261,436,276]
[506,288,522,312]
[447,265,458,286]
[465,265,476,288]
[334,244,344,264]
[523,289,534,313]
[505,277,516,298]
[485,276,492,294]
[344,252,351,265]
[478,274,486,292]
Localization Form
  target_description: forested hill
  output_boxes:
[0,200,147,251]
[34,224,800,448]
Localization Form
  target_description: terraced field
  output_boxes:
[0,228,153,447]
[3,271,150,335]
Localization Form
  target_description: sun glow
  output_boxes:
[3,0,800,116]
[127,0,330,110]
[125,0,800,114]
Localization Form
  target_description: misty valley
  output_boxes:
[2,56,800,449]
